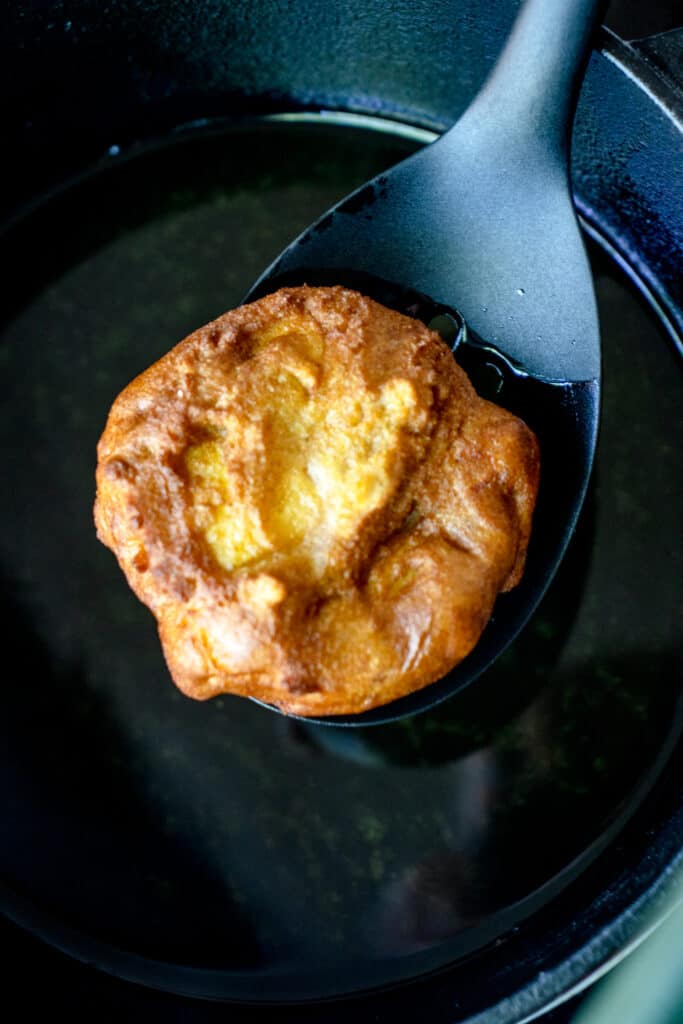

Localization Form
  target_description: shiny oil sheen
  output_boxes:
[0,118,681,1001]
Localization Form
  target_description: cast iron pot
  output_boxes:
[1,2,682,1021]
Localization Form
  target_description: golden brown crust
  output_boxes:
[94,286,539,715]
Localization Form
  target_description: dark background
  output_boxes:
[2,2,681,1022]
[606,0,680,35]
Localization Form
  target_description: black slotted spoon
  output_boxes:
[246,0,604,725]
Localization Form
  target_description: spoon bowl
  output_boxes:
[245,0,603,725]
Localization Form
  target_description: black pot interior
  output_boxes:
[1,2,682,1020]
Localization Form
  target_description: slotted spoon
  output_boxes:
[246,0,604,725]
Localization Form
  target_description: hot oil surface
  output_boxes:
[0,120,681,998]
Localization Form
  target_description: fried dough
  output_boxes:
[94,286,539,715]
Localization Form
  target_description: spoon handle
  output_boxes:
[466,0,607,157]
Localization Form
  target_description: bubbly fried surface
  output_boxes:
[94,286,539,715]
